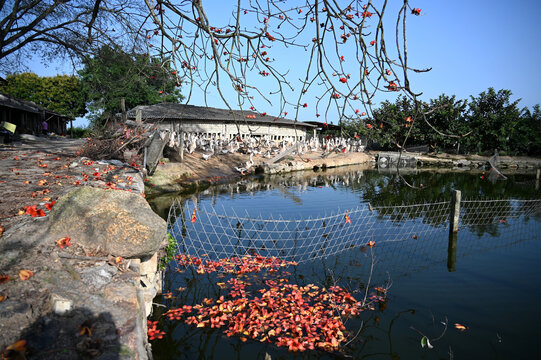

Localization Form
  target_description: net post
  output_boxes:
[449,190,461,233]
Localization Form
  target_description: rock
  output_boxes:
[50,293,73,315]
[163,145,183,162]
[80,263,118,289]
[104,283,138,305]
[48,187,166,258]
[146,163,188,193]
[454,159,471,167]
[123,149,138,164]
[140,253,158,282]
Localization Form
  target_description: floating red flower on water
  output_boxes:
[147,320,166,340]
[167,253,387,353]
[191,209,197,223]
[345,210,351,224]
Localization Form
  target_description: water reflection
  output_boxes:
[150,166,540,219]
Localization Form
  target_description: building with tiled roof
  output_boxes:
[125,103,316,141]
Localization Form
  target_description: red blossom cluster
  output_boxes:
[163,256,386,352]
[22,205,46,217]
[147,320,165,340]
[175,253,297,275]
[386,81,398,91]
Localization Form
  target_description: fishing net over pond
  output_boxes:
[167,197,541,275]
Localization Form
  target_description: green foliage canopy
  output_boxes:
[343,88,540,156]
[78,45,182,127]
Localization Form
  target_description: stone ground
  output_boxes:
[0,136,149,359]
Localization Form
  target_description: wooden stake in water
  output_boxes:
[449,190,461,233]
[448,190,461,271]
[448,232,457,272]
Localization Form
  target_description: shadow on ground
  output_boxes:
[1,307,132,359]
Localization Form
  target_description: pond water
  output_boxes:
[149,166,541,360]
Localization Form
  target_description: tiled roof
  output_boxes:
[0,93,71,120]
[126,103,316,128]
[0,93,40,113]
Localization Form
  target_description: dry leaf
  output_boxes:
[6,339,26,351]
[56,237,72,249]
[0,275,9,285]
[19,269,34,281]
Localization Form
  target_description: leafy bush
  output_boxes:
[70,126,91,139]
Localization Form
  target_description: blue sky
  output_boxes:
[25,0,541,127]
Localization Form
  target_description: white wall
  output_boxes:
[157,120,309,141]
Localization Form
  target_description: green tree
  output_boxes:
[368,95,421,150]
[514,104,541,155]
[0,0,146,74]
[423,94,468,153]
[0,72,86,118]
[79,45,182,127]
[466,88,522,155]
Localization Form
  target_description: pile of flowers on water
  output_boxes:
[175,253,298,274]
[150,253,387,353]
